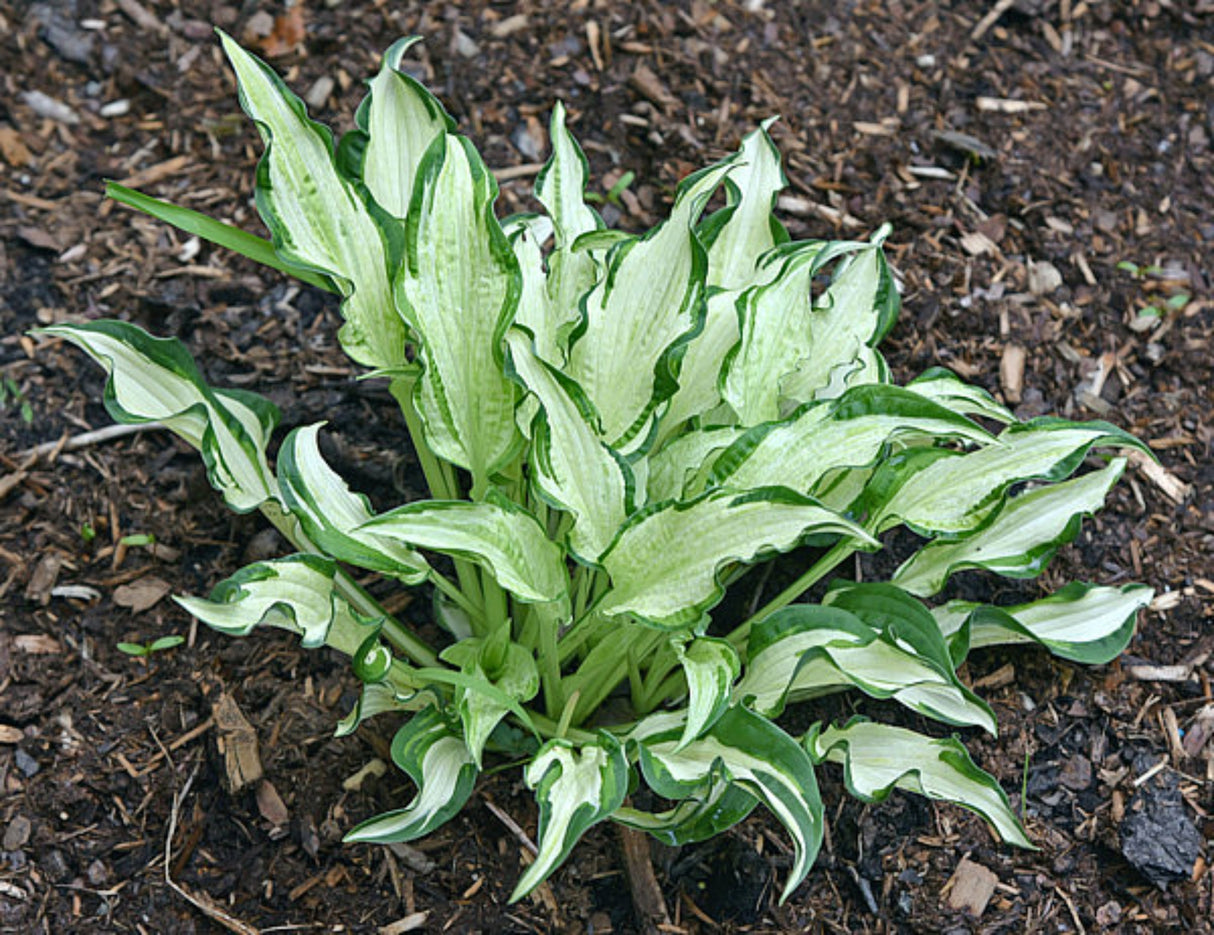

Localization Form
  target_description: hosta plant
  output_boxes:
[44,34,1153,902]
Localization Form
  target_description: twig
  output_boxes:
[492,163,544,182]
[18,421,165,461]
[165,761,261,935]
[481,794,538,856]
[616,824,671,935]
[971,0,1016,41]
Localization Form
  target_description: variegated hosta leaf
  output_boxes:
[907,368,1016,424]
[567,158,737,451]
[933,582,1152,666]
[441,636,540,767]
[218,33,405,369]
[806,718,1031,848]
[646,426,744,503]
[42,321,278,513]
[336,680,426,737]
[631,706,824,903]
[278,424,430,583]
[345,706,477,844]
[359,494,569,607]
[614,777,758,846]
[598,487,875,630]
[503,215,573,367]
[352,36,453,219]
[396,133,522,490]
[893,458,1128,597]
[512,734,630,901]
[504,329,631,562]
[737,598,996,733]
[873,418,1148,536]
[776,227,899,408]
[535,101,602,364]
[661,121,788,434]
[709,383,995,496]
[673,637,741,750]
[175,554,366,652]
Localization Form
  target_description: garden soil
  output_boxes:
[1,1,1212,932]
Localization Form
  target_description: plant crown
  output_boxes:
[44,34,1153,902]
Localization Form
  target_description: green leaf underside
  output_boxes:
[512,734,630,901]
[505,329,629,562]
[893,459,1127,596]
[807,719,1031,848]
[933,582,1152,665]
[279,424,430,582]
[875,420,1148,536]
[398,133,522,486]
[105,183,336,293]
[633,706,823,903]
[711,383,995,495]
[345,707,477,843]
[360,496,568,606]
[567,159,736,450]
[598,488,874,629]
[41,321,278,512]
[738,602,996,734]
[219,32,405,369]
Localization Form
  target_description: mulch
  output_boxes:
[1,1,1212,932]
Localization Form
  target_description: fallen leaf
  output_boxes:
[256,779,290,827]
[113,576,172,612]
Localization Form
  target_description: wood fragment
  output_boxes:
[617,824,671,934]
[1128,450,1191,504]
[115,0,167,34]
[17,422,166,461]
[379,913,429,935]
[212,693,264,794]
[945,857,998,916]
[116,154,191,189]
[1000,344,1026,403]
[630,64,678,113]
[976,96,1048,114]
[971,0,1017,41]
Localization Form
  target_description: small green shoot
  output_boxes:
[117,635,186,657]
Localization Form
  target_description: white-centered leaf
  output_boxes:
[503,215,572,367]
[598,488,874,630]
[807,718,1031,848]
[567,158,736,451]
[512,734,630,901]
[647,426,744,503]
[777,227,898,406]
[278,424,430,583]
[504,329,630,562]
[43,321,278,513]
[360,494,569,606]
[674,636,741,750]
[175,554,361,652]
[711,383,995,495]
[737,600,996,734]
[907,368,1016,424]
[355,36,452,219]
[932,582,1152,665]
[633,705,823,903]
[345,706,477,843]
[396,133,522,490]
[613,775,757,845]
[893,459,1127,596]
[335,680,425,737]
[874,419,1148,536]
[219,32,405,369]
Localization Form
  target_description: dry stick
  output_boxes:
[971,0,1016,41]
[616,824,671,935]
[481,794,539,856]
[165,762,261,935]
[17,421,165,461]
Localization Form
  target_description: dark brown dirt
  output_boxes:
[2,1,1212,933]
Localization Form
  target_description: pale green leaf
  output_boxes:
[893,459,1127,596]
[218,32,405,368]
[345,707,477,843]
[512,734,630,900]
[646,425,744,503]
[807,718,1032,847]
[359,495,569,606]
[612,776,757,845]
[598,487,874,630]
[42,321,278,513]
[907,368,1016,424]
[441,637,540,767]
[674,636,741,750]
[335,680,426,737]
[396,133,522,489]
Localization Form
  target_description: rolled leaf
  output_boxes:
[396,133,523,489]
[512,734,630,900]
[646,426,744,503]
[932,582,1151,665]
[345,707,477,843]
[673,636,741,750]
[219,32,405,368]
[907,368,1016,424]
[441,637,540,767]
[807,718,1031,847]
[42,321,278,513]
[613,776,757,846]
[598,487,874,630]
[893,459,1127,596]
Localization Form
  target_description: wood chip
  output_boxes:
[1128,450,1191,504]
[976,96,1048,114]
[630,64,678,113]
[1000,343,1026,403]
[115,154,191,189]
[255,779,289,827]
[113,576,172,612]
[14,634,60,654]
[212,693,264,794]
[0,726,24,744]
[379,914,429,935]
[945,857,998,917]
[115,0,166,34]
[0,126,32,167]
[24,554,62,605]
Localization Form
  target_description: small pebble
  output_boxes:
[452,29,479,59]
[20,90,80,125]
[3,815,31,851]
[14,748,39,777]
[99,99,130,118]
